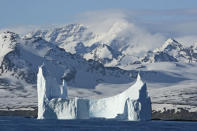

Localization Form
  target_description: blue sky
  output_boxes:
[0,0,197,28]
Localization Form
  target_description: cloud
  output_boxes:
[176,35,197,46]
[77,9,197,49]
[77,9,128,33]
[130,9,197,37]
[77,9,166,55]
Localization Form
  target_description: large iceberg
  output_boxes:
[37,65,152,121]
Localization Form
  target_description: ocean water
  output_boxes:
[1,116,197,131]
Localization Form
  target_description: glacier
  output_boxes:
[37,65,152,121]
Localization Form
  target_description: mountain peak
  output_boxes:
[139,37,197,64]
[166,38,178,43]
[0,31,19,43]
[0,31,19,37]
[0,31,20,64]
[163,38,182,48]
[155,38,182,53]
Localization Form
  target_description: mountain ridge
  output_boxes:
[139,38,197,64]
[28,24,197,66]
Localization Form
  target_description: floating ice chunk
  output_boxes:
[37,67,151,121]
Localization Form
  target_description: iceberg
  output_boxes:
[37,65,152,120]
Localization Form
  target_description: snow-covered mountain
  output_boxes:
[27,24,138,67]
[0,31,185,88]
[28,24,197,67]
[0,31,19,63]
[139,38,197,64]
[0,31,138,87]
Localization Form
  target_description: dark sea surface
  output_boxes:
[0,116,197,131]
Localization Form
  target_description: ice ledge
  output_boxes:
[37,65,152,121]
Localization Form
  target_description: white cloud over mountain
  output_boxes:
[1,9,197,50]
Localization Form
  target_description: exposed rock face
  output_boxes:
[37,65,152,121]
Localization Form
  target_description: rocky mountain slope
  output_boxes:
[0,31,139,88]
[139,38,197,64]
[28,24,138,67]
